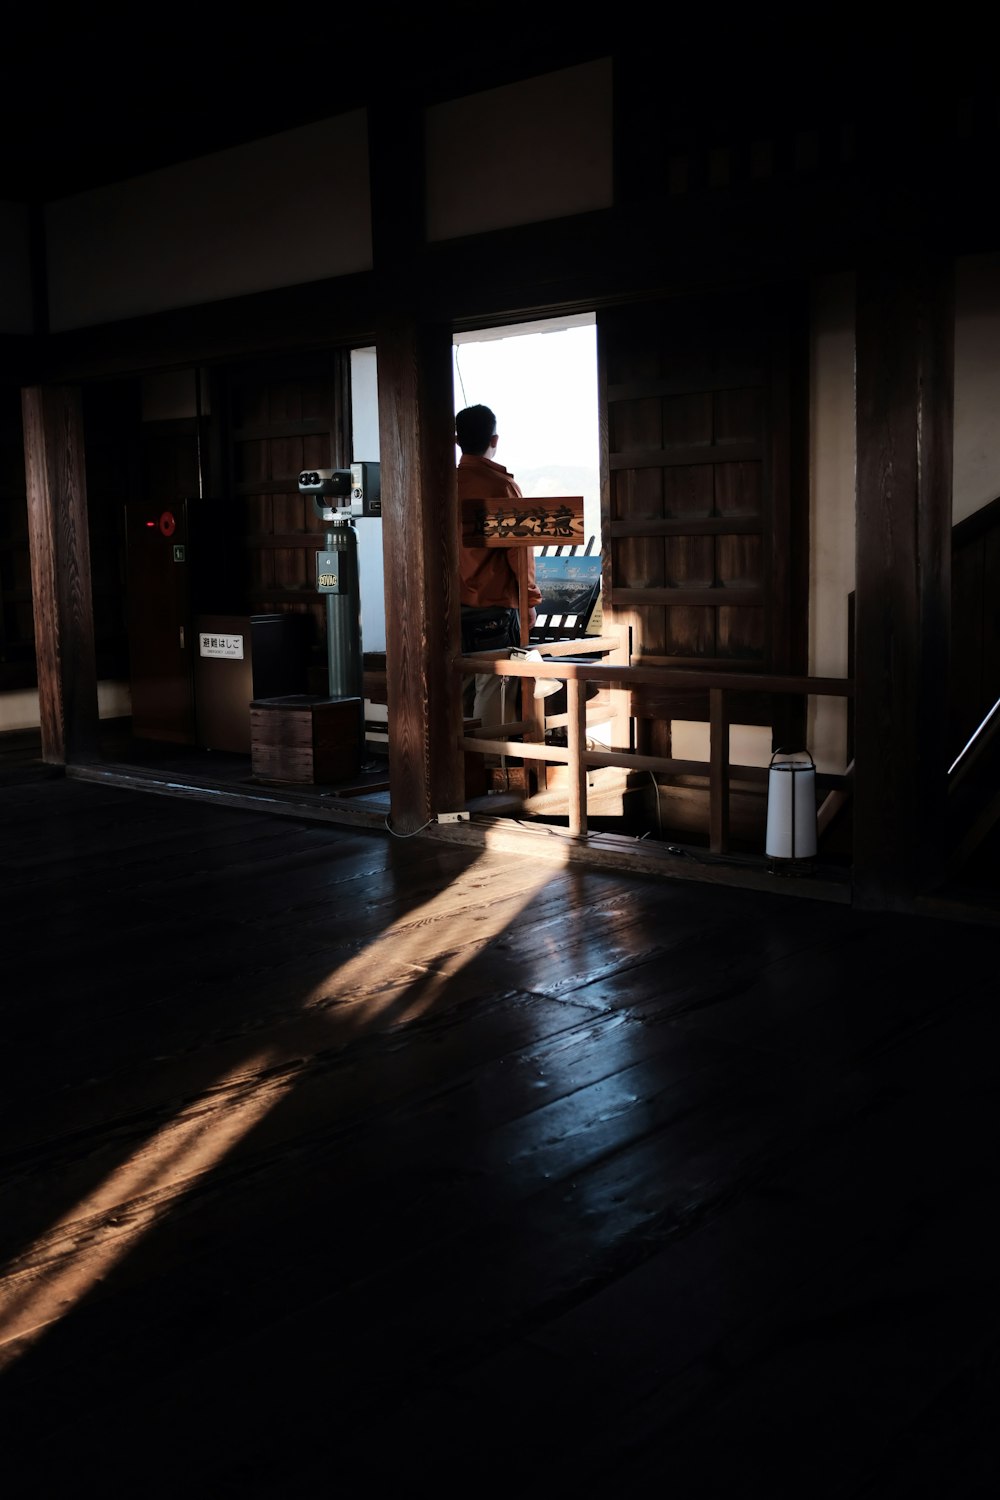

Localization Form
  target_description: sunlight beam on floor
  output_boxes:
[0,848,558,1357]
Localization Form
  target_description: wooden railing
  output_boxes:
[455,632,854,846]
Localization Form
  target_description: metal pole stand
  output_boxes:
[318,519,366,768]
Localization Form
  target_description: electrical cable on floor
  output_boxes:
[383,816,433,838]
[510,819,577,837]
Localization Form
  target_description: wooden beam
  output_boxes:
[21,385,99,764]
[854,255,954,909]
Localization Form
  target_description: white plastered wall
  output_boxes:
[44,113,371,331]
[425,59,613,241]
[349,347,383,656]
[805,271,856,773]
[953,252,1000,524]
[0,682,131,733]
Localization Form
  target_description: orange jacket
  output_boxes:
[457,454,541,611]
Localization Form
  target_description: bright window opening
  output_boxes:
[453,312,600,548]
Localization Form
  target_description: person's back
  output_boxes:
[455,404,541,734]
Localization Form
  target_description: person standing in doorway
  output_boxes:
[456,404,541,731]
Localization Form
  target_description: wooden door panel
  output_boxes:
[302,431,330,471]
[718,603,764,657]
[269,435,302,487]
[301,379,330,420]
[272,491,306,533]
[663,390,713,444]
[274,543,307,593]
[600,290,805,688]
[235,439,268,487]
[664,464,714,517]
[614,469,664,586]
[714,386,763,442]
[665,535,713,587]
[665,605,716,656]
[612,466,662,525]
[609,397,662,452]
[715,460,761,516]
[717,534,762,588]
[615,538,663,590]
[266,382,303,421]
[222,351,351,687]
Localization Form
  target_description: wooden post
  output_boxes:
[369,96,463,832]
[376,315,464,832]
[21,385,99,764]
[566,678,588,836]
[854,254,954,909]
[709,686,730,854]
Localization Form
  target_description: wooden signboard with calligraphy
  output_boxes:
[461,495,586,550]
[461,495,586,647]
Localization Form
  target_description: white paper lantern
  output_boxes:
[765,750,817,860]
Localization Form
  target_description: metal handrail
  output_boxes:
[948,696,1000,778]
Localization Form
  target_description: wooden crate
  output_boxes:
[250,695,361,785]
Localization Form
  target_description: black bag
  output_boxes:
[460,606,520,654]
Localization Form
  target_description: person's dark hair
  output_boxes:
[455,404,497,455]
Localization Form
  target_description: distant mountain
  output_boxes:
[516,465,598,506]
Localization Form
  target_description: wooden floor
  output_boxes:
[2,762,1000,1495]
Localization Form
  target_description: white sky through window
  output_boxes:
[453,313,601,546]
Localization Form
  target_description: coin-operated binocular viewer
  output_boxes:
[297,462,380,750]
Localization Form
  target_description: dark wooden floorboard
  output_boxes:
[1,778,999,1496]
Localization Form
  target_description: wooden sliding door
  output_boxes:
[599,285,808,750]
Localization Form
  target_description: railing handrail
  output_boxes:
[454,646,853,699]
[948,694,1000,779]
[454,639,853,845]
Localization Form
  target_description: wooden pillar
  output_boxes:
[376,315,464,831]
[566,678,588,836]
[854,255,954,909]
[21,384,99,763]
[709,686,730,854]
[367,96,464,832]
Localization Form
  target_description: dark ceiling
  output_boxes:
[0,18,978,207]
[0,19,611,203]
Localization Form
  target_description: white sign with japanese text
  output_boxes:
[199,633,245,660]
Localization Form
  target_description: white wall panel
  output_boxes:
[45,113,371,331]
[350,346,385,654]
[954,252,1000,524]
[807,272,856,773]
[425,59,613,242]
